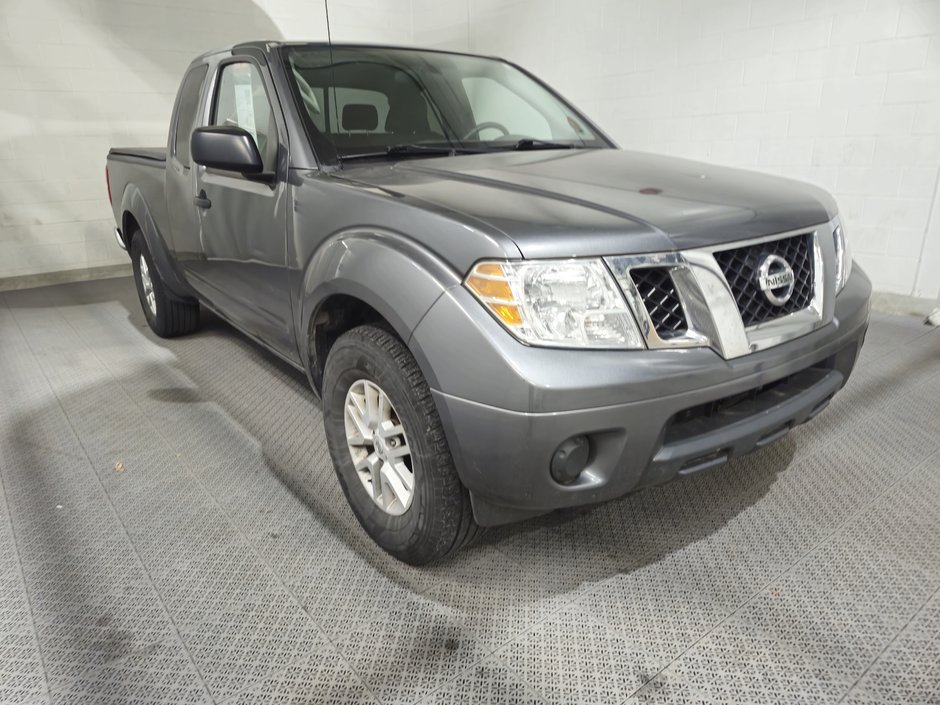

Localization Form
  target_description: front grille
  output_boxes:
[714,233,815,327]
[630,267,688,338]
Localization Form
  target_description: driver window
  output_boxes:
[462,76,551,140]
[212,62,278,172]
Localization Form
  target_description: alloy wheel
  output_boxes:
[344,379,414,515]
[139,254,157,316]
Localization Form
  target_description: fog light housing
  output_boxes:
[550,435,590,484]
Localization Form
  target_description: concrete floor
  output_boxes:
[0,276,938,705]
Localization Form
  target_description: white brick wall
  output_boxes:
[4,0,938,300]
[415,0,940,299]
[0,0,411,280]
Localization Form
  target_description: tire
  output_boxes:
[322,324,482,564]
[130,232,200,338]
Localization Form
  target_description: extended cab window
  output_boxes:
[212,62,278,172]
[330,88,389,134]
[173,64,208,167]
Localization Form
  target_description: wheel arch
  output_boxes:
[119,183,195,300]
[299,229,462,395]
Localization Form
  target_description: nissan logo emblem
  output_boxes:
[757,254,795,306]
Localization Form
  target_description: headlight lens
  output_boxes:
[465,259,644,348]
[833,220,852,293]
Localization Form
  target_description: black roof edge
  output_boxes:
[232,41,270,64]
[229,40,503,63]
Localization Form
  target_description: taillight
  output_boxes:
[105,164,112,205]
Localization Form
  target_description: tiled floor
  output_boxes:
[0,277,938,705]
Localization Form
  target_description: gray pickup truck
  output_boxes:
[107,41,871,564]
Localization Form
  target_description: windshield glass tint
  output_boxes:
[283,45,605,159]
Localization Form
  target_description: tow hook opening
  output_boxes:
[678,449,730,476]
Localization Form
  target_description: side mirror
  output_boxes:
[191,126,263,174]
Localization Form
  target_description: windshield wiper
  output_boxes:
[338,144,480,162]
[508,138,581,151]
[337,139,581,163]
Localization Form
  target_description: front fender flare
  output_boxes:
[120,184,195,299]
[298,228,462,392]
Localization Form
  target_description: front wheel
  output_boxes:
[322,324,481,564]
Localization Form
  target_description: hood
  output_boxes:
[338,148,837,259]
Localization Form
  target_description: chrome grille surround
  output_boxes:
[605,220,833,360]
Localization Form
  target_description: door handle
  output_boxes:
[194,191,211,209]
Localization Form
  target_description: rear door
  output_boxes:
[189,57,296,359]
[165,63,208,260]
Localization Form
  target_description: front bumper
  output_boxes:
[416,268,871,526]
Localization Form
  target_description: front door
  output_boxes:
[190,58,295,359]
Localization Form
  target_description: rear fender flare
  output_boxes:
[120,184,195,300]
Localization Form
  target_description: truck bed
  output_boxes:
[107,146,168,251]
[109,146,167,163]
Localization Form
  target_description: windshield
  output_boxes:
[282,44,609,163]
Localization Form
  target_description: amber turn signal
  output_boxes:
[465,262,523,327]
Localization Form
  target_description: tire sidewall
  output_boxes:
[130,234,161,332]
[323,330,442,560]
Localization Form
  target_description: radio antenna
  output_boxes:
[324,0,342,165]
[324,0,334,60]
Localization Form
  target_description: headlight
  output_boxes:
[833,219,852,293]
[465,259,644,348]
